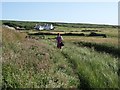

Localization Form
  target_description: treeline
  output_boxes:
[2,20,118,30]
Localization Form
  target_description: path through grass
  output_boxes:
[47,40,118,88]
[2,27,79,88]
[2,27,119,88]
[62,43,118,88]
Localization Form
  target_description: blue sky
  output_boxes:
[1,0,119,2]
[2,2,118,25]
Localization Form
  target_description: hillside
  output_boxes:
[2,27,80,88]
[2,20,118,30]
[2,25,119,89]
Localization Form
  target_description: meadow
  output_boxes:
[2,20,119,89]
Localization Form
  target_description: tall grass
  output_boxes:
[2,26,119,88]
[43,39,118,88]
[74,41,119,58]
[2,27,79,88]
[60,43,118,88]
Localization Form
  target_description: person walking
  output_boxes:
[56,33,63,49]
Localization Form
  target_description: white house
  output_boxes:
[34,24,54,30]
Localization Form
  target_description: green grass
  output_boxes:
[60,42,118,88]
[74,41,119,57]
[2,24,119,89]
[41,38,119,88]
[2,27,79,88]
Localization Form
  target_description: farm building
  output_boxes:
[34,24,54,30]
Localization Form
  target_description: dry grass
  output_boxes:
[64,36,118,46]
[100,28,118,37]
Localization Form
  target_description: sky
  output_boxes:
[1,2,118,25]
[1,0,119,2]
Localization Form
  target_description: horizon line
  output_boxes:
[1,19,118,26]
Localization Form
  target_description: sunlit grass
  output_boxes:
[2,26,119,88]
[64,36,118,46]
[61,42,118,88]
[2,27,79,88]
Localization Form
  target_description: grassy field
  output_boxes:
[2,27,80,88]
[2,21,119,89]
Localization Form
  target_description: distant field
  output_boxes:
[2,20,119,89]
[27,28,118,46]
[26,26,118,37]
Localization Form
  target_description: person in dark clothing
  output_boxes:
[56,33,63,49]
